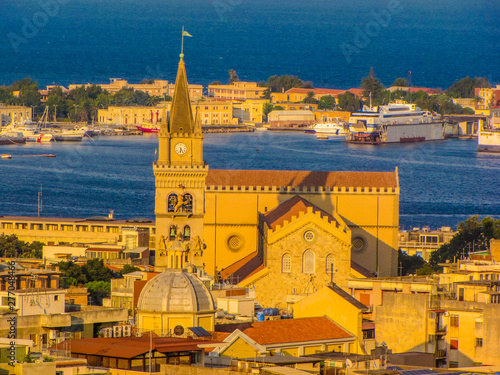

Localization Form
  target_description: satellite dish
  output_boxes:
[346,359,353,368]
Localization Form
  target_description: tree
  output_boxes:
[85,280,111,306]
[210,81,221,86]
[392,78,408,87]
[0,235,43,258]
[229,69,239,84]
[398,250,427,276]
[265,75,305,93]
[120,264,141,276]
[429,216,500,269]
[82,258,116,283]
[337,91,362,112]
[317,95,336,110]
[263,102,274,122]
[445,76,490,98]
[303,91,318,104]
[361,67,385,106]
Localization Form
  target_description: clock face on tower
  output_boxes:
[174,142,187,155]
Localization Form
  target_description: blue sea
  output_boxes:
[0,133,499,230]
[0,0,499,89]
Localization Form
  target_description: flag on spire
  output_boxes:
[182,30,193,37]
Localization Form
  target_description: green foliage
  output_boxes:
[390,89,410,102]
[392,78,409,87]
[398,250,427,276]
[0,235,44,258]
[261,88,271,100]
[429,216,500,269]
[43,356,55,362]
[274,105,284,110]
[361,67,385,106]
[416,263,434,275]
[265,75,305,93]
[463,107,475,115]
[303,91,318,104]
[85,280,111,306]
[318,95,336,110]
[263,102,274,117]
[445,76,490,98]
[337,91,362,112]
[120,264,141,276]
[56,258,117,287]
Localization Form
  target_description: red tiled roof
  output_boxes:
[286,88,345,95]
[214,317,353,345]
[346,88,364,97]
[50,337,212,359]
[263,196,336,231]
[220,251,264,283]
[206,170,397,189]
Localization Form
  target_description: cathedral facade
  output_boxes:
[154,56,400,307]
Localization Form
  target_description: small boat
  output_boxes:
[1,154,12,159]
[478,122,500,153]
[26,133,53,143]
[316,134,329,140]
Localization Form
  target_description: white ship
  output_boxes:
[310,120,346,135]
[478,122,500,153]
[345,104,446,144]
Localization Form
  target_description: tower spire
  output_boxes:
[169,56,194,134]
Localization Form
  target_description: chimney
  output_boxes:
[108,210,114,220]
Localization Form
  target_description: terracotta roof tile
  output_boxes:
[50,337,211,359]
[263,196,336,231]
[206,170,397,189]
[215,317,353,345]
[220,251,264,283]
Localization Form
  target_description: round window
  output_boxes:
[352,236,367,252]
[227,234,244,251]
[304,230,315,242]
[174,325,184,336]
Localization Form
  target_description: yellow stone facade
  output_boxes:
[208,81,266,100]
[0,104,32,126]
[153,57,400,309]
[98,105,171,126]
[196,100,238,125]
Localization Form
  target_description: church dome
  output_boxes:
[137,269,215,313]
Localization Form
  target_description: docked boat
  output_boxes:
[136,124,160,133]
[52,128,85,142]
[478,123,500,153]
[0,131,26,145]
[345,104,446,144]
[309,120,346,135]
[26,133,53,142]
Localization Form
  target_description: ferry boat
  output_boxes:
[345,104,446,144]
[478,123,500,153]
[309,120,346,135]
[136,124,160,133]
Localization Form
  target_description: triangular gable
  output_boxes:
[214,329,267,357]
[263,195,337,231]
[264,197,350,246]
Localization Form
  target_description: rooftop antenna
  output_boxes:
[38,184,43,217]
[407,70,412,103]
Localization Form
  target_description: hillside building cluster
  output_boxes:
[1,57,499,375]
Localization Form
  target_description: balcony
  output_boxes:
[435,349,447,359]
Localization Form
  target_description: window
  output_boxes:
[169,225,177,241]
[450,315,459,327]
[183,193,193,212]
[475,338,483,347]
[282,254,291,273]
[168,194,178,212]
[450,339,459,350]
[302,250,315,274]
[326,254,334,274]
[428,334,435,343]
[54,295,59,301]
[183,225,191,241]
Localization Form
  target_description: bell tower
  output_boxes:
[153,55,207,272]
